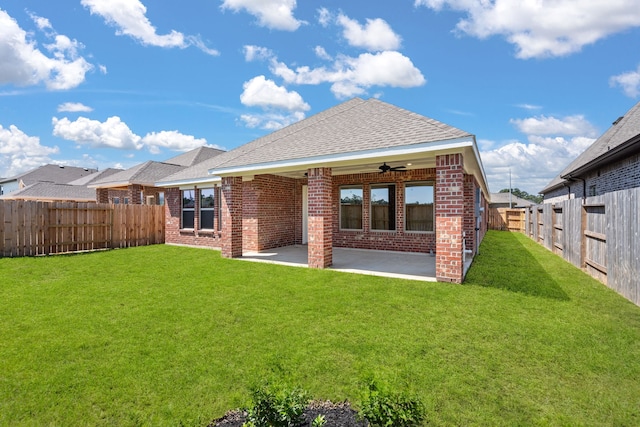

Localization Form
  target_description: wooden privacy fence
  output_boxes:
[0,201,165,257]
[524,187,640,306]
[488,208,526,232]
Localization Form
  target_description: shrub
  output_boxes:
[358,380,425,427]
[244,382,309,427]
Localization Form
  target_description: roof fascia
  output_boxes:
[155,176,222,188]
[209,136,476,176]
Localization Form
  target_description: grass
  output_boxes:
[1,231,639,426]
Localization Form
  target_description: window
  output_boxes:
[370,184,395,230]
[340,186,363,230]
[158,192,165,206]
[113,197,120,204]
[199,188,215,229]
[405,183,434,232]
[124,197,129,204]
[146,195,155,205]
[182,190,195,229]
[588,185,596,197]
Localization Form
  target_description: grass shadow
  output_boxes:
[464,231,570,301]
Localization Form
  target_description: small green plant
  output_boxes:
[358,380,425,427]
[311,414,326,427]
[244,382,309,427]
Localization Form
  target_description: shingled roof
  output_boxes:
[210,97,472,172]
[157,97,487,193]
[0,182,98,202]
[0,164,98,186]
[89,161,186,188]
[541,101,640,193]
[163,146,226,167]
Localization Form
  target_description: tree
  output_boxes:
[499,188,542,204]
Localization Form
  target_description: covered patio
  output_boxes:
[239,245,474,282]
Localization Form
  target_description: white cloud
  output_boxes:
[0,9,93,90]
[610,65,640,98]
[337,14,402,51]
[317,7,332,27]
[52,116,143,150]
[51,115,210,154]
[415,0,640,58]
[480,113,598,193]
[57,102,93,113]
[240,76,310,112]
[511,115,598,137]
[243,45,274,62]
[81,0,218,55]
[272,51,425,98]
[141,130,207,154]
[221,0,304,31]
[314,46,332,61]
[240,111,306,130]
[0,124,59,178]
[517,103,542,111]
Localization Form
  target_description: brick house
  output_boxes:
[157,98,490,283]
[90,146,224,205]
[541,100,640,202]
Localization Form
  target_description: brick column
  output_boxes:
[128,184,142,204]
[221,176,243,258]
[436,154,464,283]
[307,167,332,268]
[97,188,109,204]
[463,175,476,254]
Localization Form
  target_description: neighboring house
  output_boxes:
[489,192,534,208]
[157,98,490,283]
[90,146,224,205]
[0,164,98,197]
[541,101,640,203]
[0,168,122,202]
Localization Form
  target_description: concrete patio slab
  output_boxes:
[240,245,462,282]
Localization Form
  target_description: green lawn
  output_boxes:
[1,231,639,426]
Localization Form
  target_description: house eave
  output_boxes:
[155,176,222,188]
[210,137,476,176]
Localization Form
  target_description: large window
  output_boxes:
[370,184,395,231]
[182,189,195,229]
[199,188,215,230]
[405,183,434,232]
[340,186,363,230]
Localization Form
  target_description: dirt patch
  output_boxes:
[209,400,368,427]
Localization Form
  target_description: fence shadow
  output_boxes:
[465,231,570,301]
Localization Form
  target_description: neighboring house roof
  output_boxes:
[0,164,98,187]
[0,182,97,202]
[489,192,533,207]
[163,146,226,167]
[158,98,488,194]
[67,168,123,186]
[89,161,186,188]
[541,101,640,194]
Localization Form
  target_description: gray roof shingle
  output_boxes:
[210,98,472,171]
[0,182,97,201]
[90,161,185,187]
[163,146,226,167]
[0,164,98,186]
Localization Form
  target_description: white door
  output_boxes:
[302,185,308,244]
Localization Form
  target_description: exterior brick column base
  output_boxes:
[307,167,332,268]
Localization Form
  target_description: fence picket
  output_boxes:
[0,201,164,258]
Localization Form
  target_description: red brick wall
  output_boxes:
[332,169,437,253]
[222,177,243,257]
[308,167,333,268]
[164,187,222,248]
[242,175,299,252]
[435,154,464,283]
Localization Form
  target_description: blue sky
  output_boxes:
[1,0,639,194]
